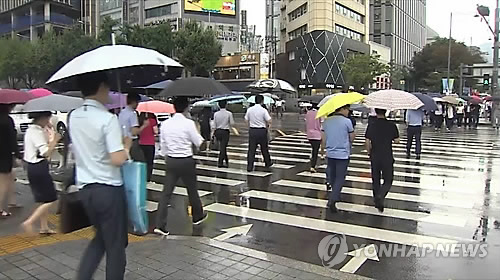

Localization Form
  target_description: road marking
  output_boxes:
[147,182,212,197]
[348,154,489,169]
[228,146,310,157]
[297,171,492,195]
[351,139,496,153]
[193,155,293,169]
[340,245,379,274]
[272,180,475,209]
[213,224,253,241]
[152,169,243,186]
[153,160,272,177]
[350,143,500,157]
[205,203,466,252]
[206,150,309,163]
[240,190,467,227]
[146,201,158,212]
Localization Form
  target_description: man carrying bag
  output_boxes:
[69,72,131,280]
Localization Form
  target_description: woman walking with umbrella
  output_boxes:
[139,112,159,181]
[21,112,61,234]
[305,103,322,173]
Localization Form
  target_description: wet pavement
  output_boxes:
[2,113,500,279]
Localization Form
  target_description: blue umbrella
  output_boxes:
[412,93,437,111]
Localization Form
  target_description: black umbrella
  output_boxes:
[412,93,438,111]
[158,77,232,97]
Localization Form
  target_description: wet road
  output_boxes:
[14,114,500,279]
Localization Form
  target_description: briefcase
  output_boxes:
[59,167,91,233]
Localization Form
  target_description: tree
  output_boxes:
[98,16,121,44]
[121,22,175,56]
[0,39,37,88]
[174,21,222,77]
[411,37,486,92]
[342,54,389,91]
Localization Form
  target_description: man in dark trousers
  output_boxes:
[405,109,424,160]
[154,97,208,236]
[365,108,400,213]
[213,100,236,168]
[245,94,272,172]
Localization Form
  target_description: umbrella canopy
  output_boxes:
[135,79,173,91]
[364,90,424,110]
[248,95,275,105]
[442,95,459,105]
[316,92,365,119]
[433,97,445,103]
[0,89,35,104]
[247,79,297,94]
[192,100,219,108]
[426,92,443,98]
[158,77,231,97]
[318,92,362,107]
[137,100,175,114]
[262,92,280,99]
[22,94,84,112]
[485,96,500,102]
[412,93,437,111]
[209,94,247,104]
[106,92,150,109]
[468,98,482,105]
[46,45,183,92]
[29,88,53,98]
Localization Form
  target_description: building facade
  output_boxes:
[0,0,79,40]
[275,0,370,94]
[369,0,426,66]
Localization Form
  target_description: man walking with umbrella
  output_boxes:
[245,95,273,172]
[406,109,424,159]
[365,108,400,212]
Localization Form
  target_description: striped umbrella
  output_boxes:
[364,90,424,110]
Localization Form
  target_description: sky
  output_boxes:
[240,0,497,59]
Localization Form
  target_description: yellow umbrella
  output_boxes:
[316,92,365,119]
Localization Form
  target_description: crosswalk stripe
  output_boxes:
[153,160,272,177]
[349,154,490,169]
[146,201,158,212]
[273,180,475,209]
[206,150,309,163]
[147,182,212,197]
[240,190,466,227]
[228,146,310,157]
[205,203,467,251]
[152,169,243,186]
[297,171,492,196]
[193,155,293,169]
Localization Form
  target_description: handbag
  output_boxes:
[209,134,219,151]
[59,109,91,233]
[122,160,148,235]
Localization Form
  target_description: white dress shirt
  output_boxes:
[24,124,49,164]
[118,106,139,139]
[245,104,271,128]
[160,113,204,158]
[213,109,234,130]
[70,99,125,187]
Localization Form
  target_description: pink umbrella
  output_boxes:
[29,88,53,98]
[0,89,35,104]
[137,100,175,114]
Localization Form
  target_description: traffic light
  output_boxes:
[483,74,490,90]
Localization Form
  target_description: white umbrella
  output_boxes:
[248,95,275,105]
[365,90,424,110]
[46,45,183,91]
[247,79,297,94]
[262,93,280,100]
[21,94,84,112]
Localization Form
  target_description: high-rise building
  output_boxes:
[370,0,426,66]
[275,0,370,94]
[0,0,80,41]
[78,0,100,37]
[99,0,145,26]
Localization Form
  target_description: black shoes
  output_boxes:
[328,203,337,213]
[193,211,208,225]
[406,154,410,159]
[374,198,384,213]
[218,165,229,168]
[153,228,170,237]
[326,182,332,191]
[416,154,421,160]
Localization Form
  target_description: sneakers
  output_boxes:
[416,154,421,160]
[328,203,337,213]
[310,167,317,173]
[153,228,170,237]
[193,211,208,225]
[325,182,332,191]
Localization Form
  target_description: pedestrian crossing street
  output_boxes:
[147,125,499,273]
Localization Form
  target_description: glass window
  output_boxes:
[289,51,295,60]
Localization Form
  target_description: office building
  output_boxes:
[0,0,80,40]
[370,0,426,66]
[240,9,263,53]
[99,0,145,26]
[275,0,370,94]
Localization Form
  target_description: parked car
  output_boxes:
[11,107,69,139]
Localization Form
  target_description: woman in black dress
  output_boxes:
[0,104,20,217]
[21,111,61,234]
[199,106,212,151]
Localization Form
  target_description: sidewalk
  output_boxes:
[0,235,372,280]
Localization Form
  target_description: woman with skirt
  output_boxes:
[305,104,322,173]
[199,107,213,151]
[139,112,159,181]
[22,111,61,234]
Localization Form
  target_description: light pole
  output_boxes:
[446,13,452,95]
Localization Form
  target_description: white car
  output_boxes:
[11,108,69,139]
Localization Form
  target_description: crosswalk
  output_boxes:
[145,125,499,274]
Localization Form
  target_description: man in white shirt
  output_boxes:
[70,71,131,280]
[245,95,272,172]
[434,103,444,131]
[155,97,208,236]
[118,93,148,162]
[275,99,284,118]
[213,100,235,168]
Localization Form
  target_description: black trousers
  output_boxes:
[77,184,128,280]
[247,128,272,171]
[370,157,394,203]
[457,114,464,127]
[215,129,230,167]
[156,157,203,230]
[445,117,454,130]
[434,115,443,129]
[130,139,146,162]
[309,139,321,168]
[406,126,422,155]
[140,144,155,182]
